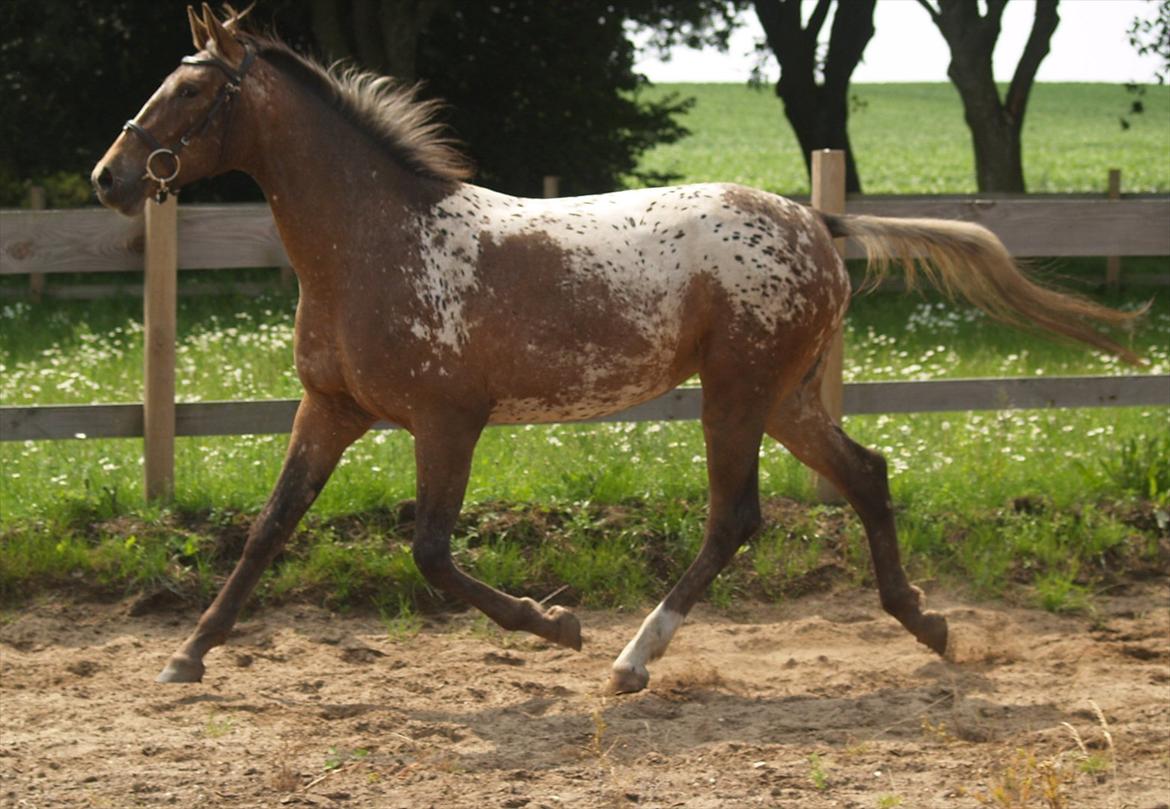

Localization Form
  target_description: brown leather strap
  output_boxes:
[122,44,256,200]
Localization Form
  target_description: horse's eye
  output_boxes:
[177,83,199,99]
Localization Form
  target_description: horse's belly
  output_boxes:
[487,380,674,424]
[483,337,693,424]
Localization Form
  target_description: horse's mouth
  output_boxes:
[94,183,149,217]
[92,164,151,217]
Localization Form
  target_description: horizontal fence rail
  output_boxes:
[3,195,1170,278]
[3,375,1167,442]
[838,196,1170,258]
[0,204,288,275]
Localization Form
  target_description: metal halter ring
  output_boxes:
[144,148,181,185]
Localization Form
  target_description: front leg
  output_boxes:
[156,394,371,682]
[410,415,582,650]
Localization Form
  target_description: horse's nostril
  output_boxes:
[96,166,114,192]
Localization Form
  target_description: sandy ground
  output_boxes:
[1,583,1168,809]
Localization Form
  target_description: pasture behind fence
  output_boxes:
[1,155,1168,500]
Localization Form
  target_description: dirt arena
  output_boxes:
[2,583,1167,809]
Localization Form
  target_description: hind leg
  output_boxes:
[610,395,765,693]
[766,384,947,656]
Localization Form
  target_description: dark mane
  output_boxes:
[242,33,473,183]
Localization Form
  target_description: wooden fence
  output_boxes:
[1,159,1168,500]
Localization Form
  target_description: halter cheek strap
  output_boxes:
[123,45,256,202]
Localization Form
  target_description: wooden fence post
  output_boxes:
[27,186,46,302]
[542,175,560,198]
[143,195,178,500]
[811,150,846,503]
[1106,168,1121,290]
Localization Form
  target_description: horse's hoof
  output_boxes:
[608,663,649,694]
[156,654,204,683]
[545,606,582,651]
[915,611,949,657]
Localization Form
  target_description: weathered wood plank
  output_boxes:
[844,375,1170,414]
[177,204,288,269]
[812,150,847,502]
[843,197,1170,258]
[176,399,301,436]
[0,403,144,440]
[4,197,1168,276]
[4,376,1165,442]
[0,203,287,276]
[177,389,707,436]
[0,208,144,275]
[143,197,178,500]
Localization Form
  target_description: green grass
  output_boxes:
[2,277,1166,611]
[1,82,1168,614]
[635,83,1170,194]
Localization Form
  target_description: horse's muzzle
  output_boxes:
[93,165,115,196]
[91,160,147,216]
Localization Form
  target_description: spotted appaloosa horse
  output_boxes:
[93,6,1140,693]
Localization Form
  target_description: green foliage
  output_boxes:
[0,0,196,205]
[268,535,428,612]
[323,746,368,772]
[0,1,715,204]
[0,168,94,209]
[807,752,830,791]
[750,522,828,595]
[1033,571,1092,614]
[1097,432,1170,504]
[417,1,694,196]
[381,596,424,640]
[471,539,528,593]
[542,512,652,608]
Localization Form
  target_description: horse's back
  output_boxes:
[405,183,843,423]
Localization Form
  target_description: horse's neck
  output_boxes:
[236,74,442,289]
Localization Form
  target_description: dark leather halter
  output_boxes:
[123,44,256,202]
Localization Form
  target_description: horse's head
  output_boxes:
[92,4,254,215]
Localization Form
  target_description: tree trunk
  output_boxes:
[755,0,875,193]
[918,0,1059,193]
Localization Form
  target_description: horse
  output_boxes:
[92,5,1141,693]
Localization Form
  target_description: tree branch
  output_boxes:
[754,0,813,82]
[986,0,1011,23]
[806,0,833,37]
[913,0,941,25]
[1005,0,1060,124]
[823,0,876,91]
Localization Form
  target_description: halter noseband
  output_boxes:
[123,44,256,202]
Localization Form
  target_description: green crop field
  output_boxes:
[1,83,1168,618]
[635,82,1170,194]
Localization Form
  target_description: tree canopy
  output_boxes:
[0,1,739,205]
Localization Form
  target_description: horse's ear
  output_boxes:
[221,3,256,32]
[200,2,244,60]
[187,6,209,51]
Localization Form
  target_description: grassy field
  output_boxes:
[635,83,1170,194]
[1,83,1168,617]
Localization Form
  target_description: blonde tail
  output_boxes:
[819,212,1146,365]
